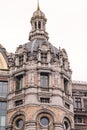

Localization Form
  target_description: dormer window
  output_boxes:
[41,52,47,63]
[19,55,24,66]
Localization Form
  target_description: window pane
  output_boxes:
[75,98,81,109]
[1,116,5,126]
[0,102,2,107]
[3,85,7,93]
[16,119,23,129]
[0,82,8,98]
[40,117,49,126]
[1,110,6,116]
[16,76,23,90]
[0,86,2,92]
[1,127,5,130]
[1,103,6,110]
[40,73,49,88]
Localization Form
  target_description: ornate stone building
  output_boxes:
[6,5,74,130]
[0,3,87,130]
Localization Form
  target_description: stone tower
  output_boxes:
[6,3,74,130]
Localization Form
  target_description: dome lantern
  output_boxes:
[29,1,49,41]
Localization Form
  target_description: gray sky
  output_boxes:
[0,0,87,81]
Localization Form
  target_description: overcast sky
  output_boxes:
[0,0,87,81]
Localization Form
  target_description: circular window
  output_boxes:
[15,119,23,129]
[40,117,50,126]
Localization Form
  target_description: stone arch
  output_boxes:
[33,108,57,123]
[62,114,74,129]
[34,108,56,130]
[9,110,25,124]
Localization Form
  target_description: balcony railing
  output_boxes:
[74,108,87,112]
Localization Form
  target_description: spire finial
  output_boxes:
[37,0,40,10]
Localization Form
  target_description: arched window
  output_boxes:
[64,121,69,130]
[15,118,24,129]
[36,113,54,130]
[40,116,50,126]
[63,117,71,130]
[38,21,41,29]
[35,22,37,29]
[12,115,25,130]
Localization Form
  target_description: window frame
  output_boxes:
[15,75,23,91]
[19,55,24,66]
[64,78,68,95]
[41,52,47,63]
[0,102,7,129]
[40,73,49,89]
[0,81,8,98]
[75,97,82,110]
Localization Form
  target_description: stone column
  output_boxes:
[61,75,64,91]
[24,52,27,63]
[38,50,41,66]
[49,73,51,88]
[47,50,51,64]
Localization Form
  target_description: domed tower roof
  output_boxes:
[32,9,46,20]
[32,1,46,20]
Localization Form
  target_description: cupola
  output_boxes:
[29,2,49,41]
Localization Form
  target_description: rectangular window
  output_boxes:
[0,81,8,98]
[16,75,23,91]
[40,73,49,88]
[15,100,23,106]
[77,117,83,123]
[40,98,50,103]
[65,102,70,109]
[41,53,47,63]
[75,97,82,110]
[19,55,24,66]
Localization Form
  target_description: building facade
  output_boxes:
[0,3,87,130]
[0,45,8,130]
[73,81,87,130]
